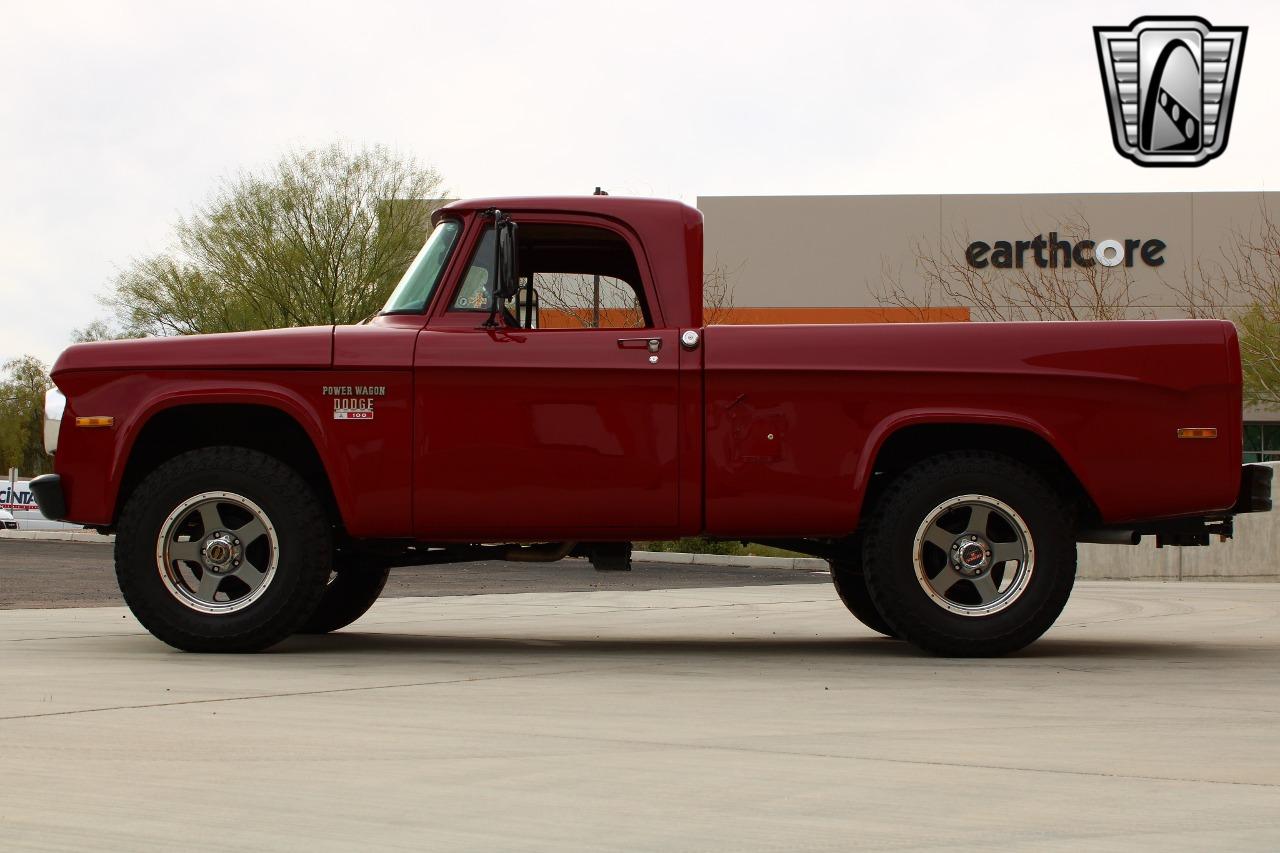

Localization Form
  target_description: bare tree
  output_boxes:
[702,261,738,324]
[1175,204,1280,407]
[534,263,737,328]
[875,216,1150,322]
[99,144,447,336]
[534,273,646,328]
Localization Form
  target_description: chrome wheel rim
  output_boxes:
[155,491,279,614]
[912,494,1034,617]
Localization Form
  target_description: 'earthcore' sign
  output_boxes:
[965,234,1166,270]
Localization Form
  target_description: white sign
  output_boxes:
[1,478,78,531]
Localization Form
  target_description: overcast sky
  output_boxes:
[3,0,1278,365]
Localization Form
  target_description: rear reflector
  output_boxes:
[75,416,115,428]
[1176,427,1218,439]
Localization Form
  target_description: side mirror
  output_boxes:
[495,215,519,300]
[482,210,519,329]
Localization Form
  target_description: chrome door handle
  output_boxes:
[617,337,662,353]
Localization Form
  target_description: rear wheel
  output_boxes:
[828,555,896,638]
[861,451,1076,657]
[115,447,332,652]
[298,557,391,634]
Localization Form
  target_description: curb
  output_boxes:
[0,532,821,570]
[633,550,827,571]
[0,530,115,543]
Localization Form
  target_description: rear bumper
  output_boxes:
[28,474,67,521]
[1080,464,1272,547]
[1234,464,1273,514]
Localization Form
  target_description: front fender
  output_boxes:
[111,383,342,516]
[51,369,412,536]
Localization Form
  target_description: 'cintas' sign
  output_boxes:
[1,482,38,512]
[966,233,1166,270]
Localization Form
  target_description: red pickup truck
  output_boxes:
[33,196,1271,656]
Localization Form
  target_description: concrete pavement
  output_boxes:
[2,581,1279,851]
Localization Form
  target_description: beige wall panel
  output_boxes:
[1191,192,1278,307]
[698,195,939,308]
[699,191,1276,318]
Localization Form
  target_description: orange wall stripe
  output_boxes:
[709,307,971,324]
[538,306,971,327]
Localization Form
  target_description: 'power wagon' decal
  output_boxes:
[322,385,387,421]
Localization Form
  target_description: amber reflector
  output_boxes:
[75,416,115,428]
[1176,427,1218,439]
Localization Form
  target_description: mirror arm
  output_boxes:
[524,271,535,329]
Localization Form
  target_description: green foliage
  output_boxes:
[637,537,740,555]
[1237,306,1280,408]
[634,538,805,558]
[0,356,52,477]
[102,143,447,336]
[71,319,133,343]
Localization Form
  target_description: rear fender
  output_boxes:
[854,409,1084,520]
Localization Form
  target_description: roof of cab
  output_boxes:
[440,195,698,218]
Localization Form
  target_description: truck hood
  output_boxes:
[51,326,335,375]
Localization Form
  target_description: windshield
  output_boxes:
[381,218,462,313]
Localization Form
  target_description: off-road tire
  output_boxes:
[298,558,391,634]
[115,447,332,652]
[829,555,897,638]
[861,451,1076,657]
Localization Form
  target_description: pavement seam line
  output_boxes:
[453,728,1280,791]
[0,665,611,722]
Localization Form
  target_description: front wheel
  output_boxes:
[115,447,333,652]
[861,451,1076,657]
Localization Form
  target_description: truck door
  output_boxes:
[412,217,681,540]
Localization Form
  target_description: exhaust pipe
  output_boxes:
[1076,529,1141,545]
[501,542,576,562]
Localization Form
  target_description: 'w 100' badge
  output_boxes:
[1094,16,1247,167]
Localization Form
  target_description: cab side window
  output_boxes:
[448,222,651,329]
[534,273,644,329]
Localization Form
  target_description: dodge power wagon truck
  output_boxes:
[33,196,1273,656]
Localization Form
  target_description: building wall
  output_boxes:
[698,191,1278,320]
